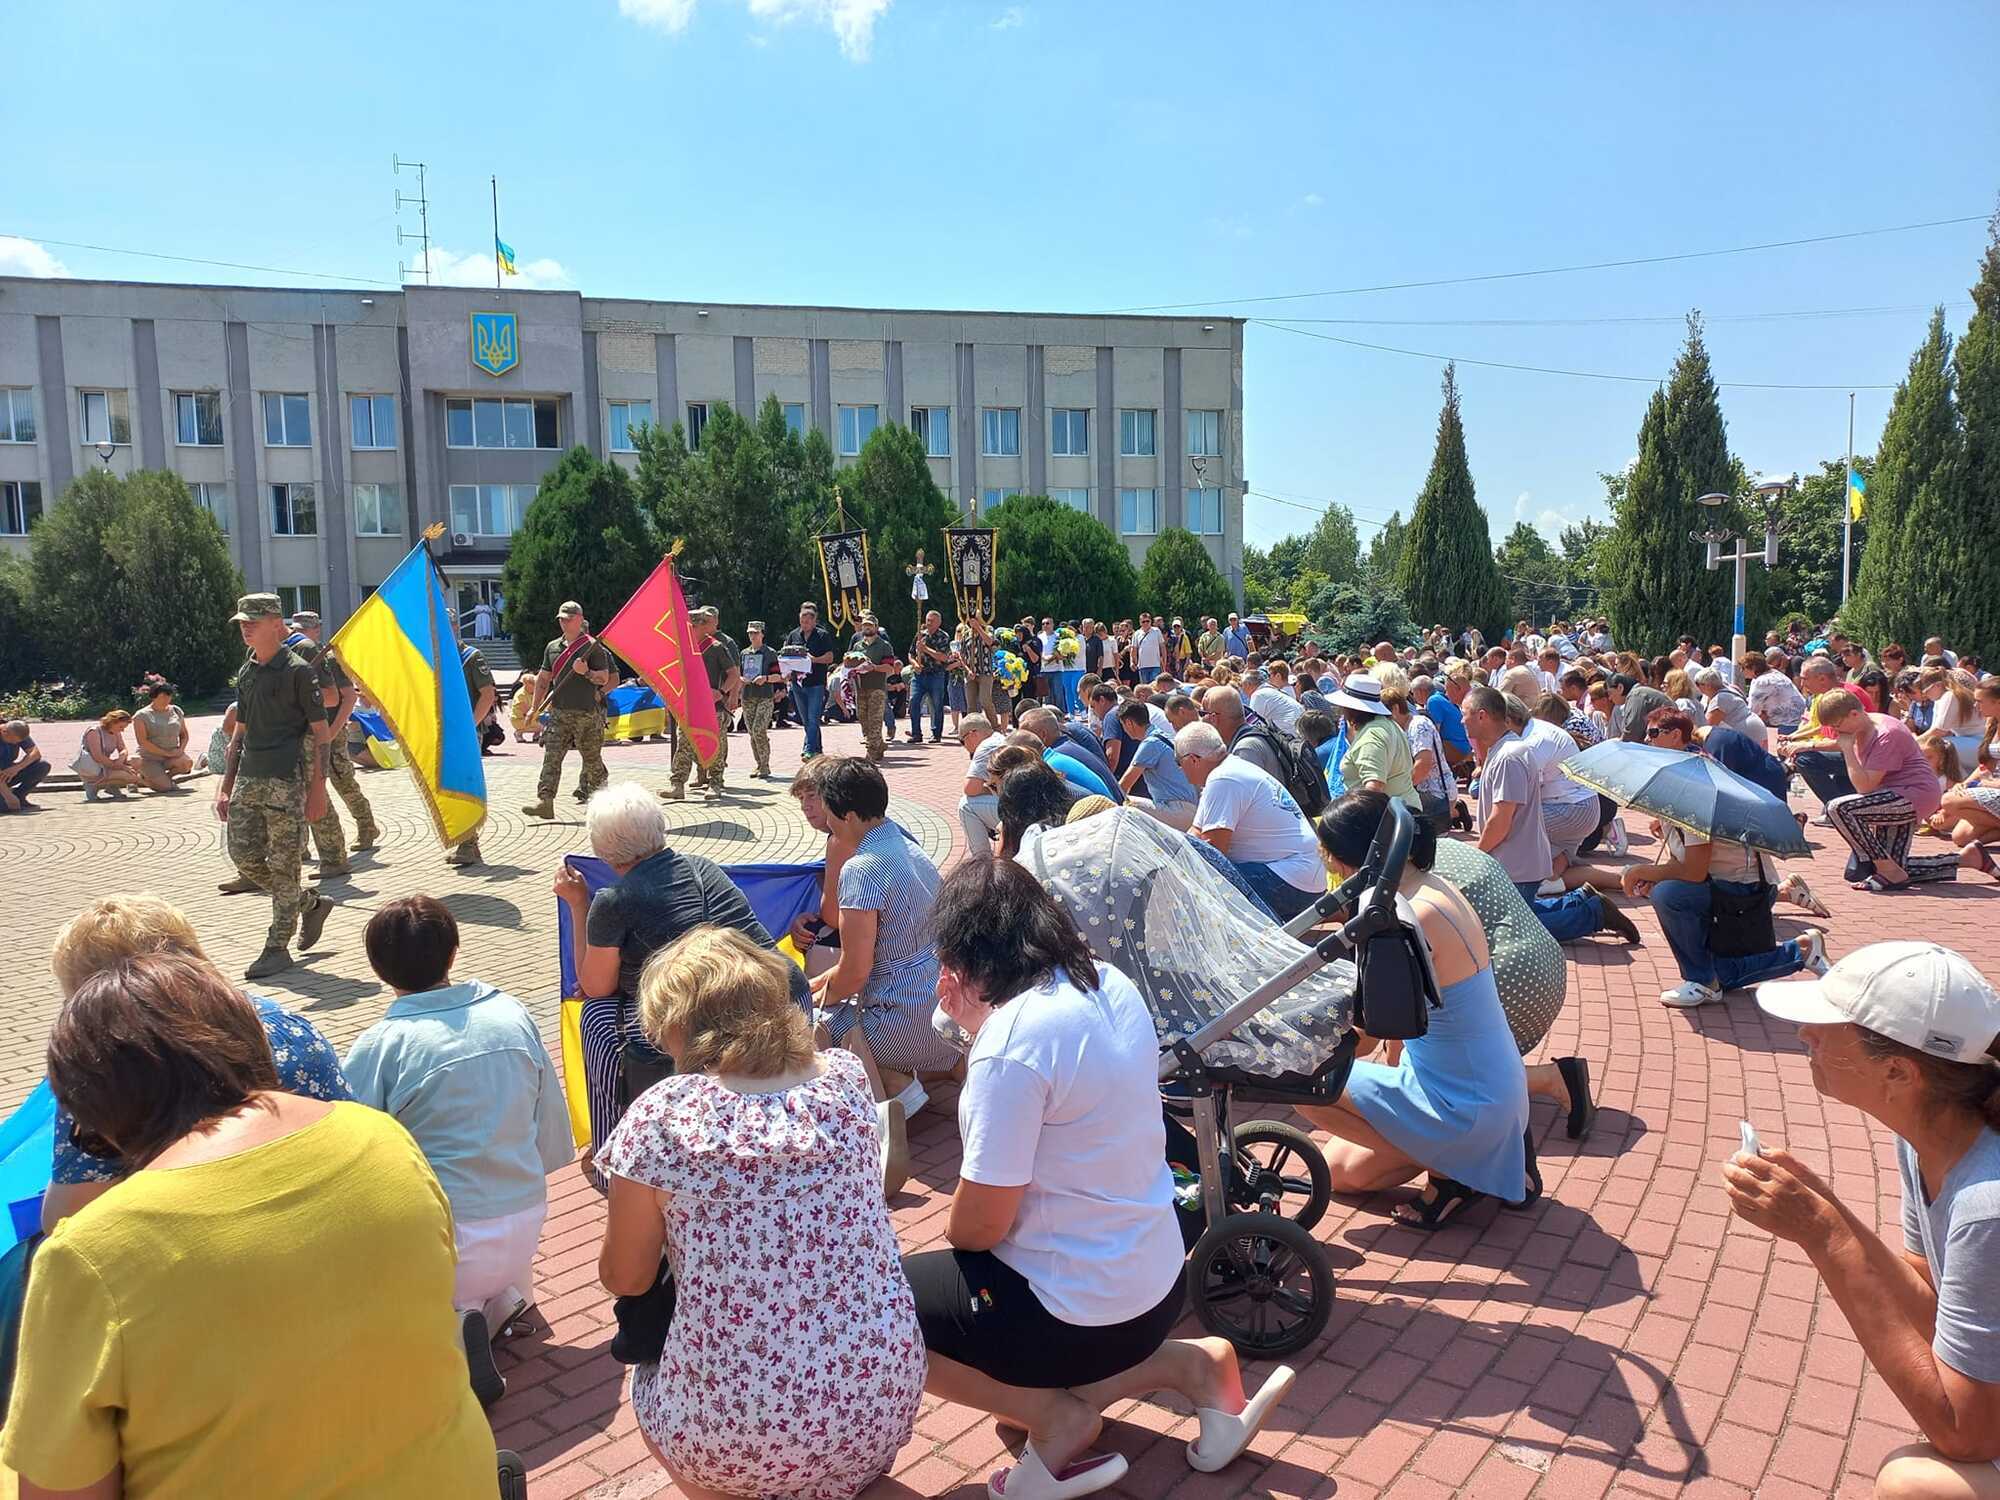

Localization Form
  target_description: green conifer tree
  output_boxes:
[1396,364,1508,638]
[1934,213,2000,657]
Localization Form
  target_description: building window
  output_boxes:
[448,483,534,539]
[608,400,651,452]
[1189,486,1223,536]
[0,389,34,444]
[836,403,878,456]
[910,405,950,457]
[349,394,397,450]
[271,482,317,536]
[1119,409,1156,457]
[189,482,229,533]
[686,402,710,451]
[276,584,322,619]
[981,407,1020,457]
[353,483,403,538]
[979,487,1022,510]
[1,481,42,535]
[261,392,311,447]
[1049,487,1091,513]
[173,391,224,447]
[1119,487,1158,535]
[79,389,132,447]
[781,402,806,436]
[444,397,560,450]
[1187,409,1221,458]
[1050,408,1089,457]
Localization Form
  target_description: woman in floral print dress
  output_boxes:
[598,926,925,1500]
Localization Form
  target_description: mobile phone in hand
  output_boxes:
[1739,1119,1762,1157]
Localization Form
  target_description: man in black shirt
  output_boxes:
[217,593,335,978]
[782,601,837,759]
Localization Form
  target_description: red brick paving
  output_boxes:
[481,715,1992,1498]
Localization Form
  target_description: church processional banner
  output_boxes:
[817,530,871,627]
[945,527,996,625]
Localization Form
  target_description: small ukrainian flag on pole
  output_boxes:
[1848,469,1867,522]
[495,236,518,278]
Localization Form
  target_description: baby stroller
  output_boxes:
[1021,799,1438,1357]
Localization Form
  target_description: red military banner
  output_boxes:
[597,550,721,763]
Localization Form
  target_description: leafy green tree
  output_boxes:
[837,422,958,650]
[1933,214,2000,658]
[1137,527,1234,629]
[1365,510,1408,586]
[28,469,242,696]
[0,554,45,690]
[1767,460,1864,630]
[1494,522,1568,626]
[986,493,1138,627]
[1305,581,1418,655]
[1600,316,1739,653]
[501,447,657,652]
[1558,518,1614,618]
[1302,502,1362,588]
[1397,364,1508,638]
[1845,309,1953,650]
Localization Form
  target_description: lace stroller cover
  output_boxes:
[1019,808,1355,1078]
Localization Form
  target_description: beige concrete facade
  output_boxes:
[0,278,1245,623]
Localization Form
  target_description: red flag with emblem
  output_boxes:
[597,549,721,763]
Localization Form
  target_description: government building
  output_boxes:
[0,278,1246,628]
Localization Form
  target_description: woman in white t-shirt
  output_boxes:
[904,859,1292,1499]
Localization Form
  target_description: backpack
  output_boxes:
[1238,723,1330,818]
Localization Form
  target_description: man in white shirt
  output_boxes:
[1174,721,1323,920]
[957,714,1002,855]
[1133,613,1165,683]
[1535,646,1565,699]
[1039,617,1059,664]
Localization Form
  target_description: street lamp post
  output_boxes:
[1691,475,1792,666]
[95,441,115,471]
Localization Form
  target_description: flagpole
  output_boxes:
[491,176,501,290]
[1840,391,1855,606]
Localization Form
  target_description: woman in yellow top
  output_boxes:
[5,952,496,1500]
[1331,673,1420,809]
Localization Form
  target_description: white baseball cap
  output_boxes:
[1757,941,2000,1063]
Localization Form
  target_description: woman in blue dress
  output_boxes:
[1298,791,1535,1229]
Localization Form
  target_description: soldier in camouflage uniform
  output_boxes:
[850,612,896,763]
[666,605,741,802]
[215,594,336,979]
[522,601,614,819]
[447,636,500,866]
[737,620,783,777]
[285,611,379,876]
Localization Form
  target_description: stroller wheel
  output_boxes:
[1186,1212,1333,1358]
[1232,1121,1333,1230]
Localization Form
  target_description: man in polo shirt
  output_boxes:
[1222,612,1251,662]
[1133,613,1165,683]
[217,592,336,979]
[1115,699,1199,829]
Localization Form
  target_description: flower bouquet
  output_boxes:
[993,649,1030,694]
[1054,628,1083,666]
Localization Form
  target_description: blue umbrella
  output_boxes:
[1561,738,1810,857]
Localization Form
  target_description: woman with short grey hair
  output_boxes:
[553,782,807,1185]
[1697,667,1765,746]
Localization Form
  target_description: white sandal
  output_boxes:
[987,1444,1127,1499]
[1186,1365,1296,1472]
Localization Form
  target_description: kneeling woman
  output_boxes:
[907,858,1290,1499]
[1298,791,1534,1228]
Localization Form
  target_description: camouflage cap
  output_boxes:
[558,600,584,618]
[231,592,285,623]
[695,604,719,620]
[747,620,767,632]
[289,611,322,629]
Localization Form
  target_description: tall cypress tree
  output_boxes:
[1845,308,1954,650]
[1602,316,1737,653]
[1397,364,1508,637]
[1935,213,2000,657]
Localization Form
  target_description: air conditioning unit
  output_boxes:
[452,532,473,548]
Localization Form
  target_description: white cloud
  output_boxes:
[992,5,1025,27]
[0,236,68,278]
[1299,191,1324,208]
[618,0,890,60]
[1536,509,1574,542]
[407,246,574,290]
[1513,490,1532,522]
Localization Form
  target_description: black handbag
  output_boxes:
[616,991,675,1114]
[1706,881,1777,958]
[609,1254,677,1365]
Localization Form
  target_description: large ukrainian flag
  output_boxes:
[328,541,486,847]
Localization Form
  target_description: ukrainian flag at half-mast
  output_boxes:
[496,237,518,277]
[328,540,486,847]
[1848,469,1867,522]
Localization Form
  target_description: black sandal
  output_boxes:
[1556,1056,1597,1141]
[1507,1127,1543,1210]
[1391,1174,1487,1231]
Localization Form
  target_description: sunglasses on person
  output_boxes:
[1644,725,1673,739]
[69,1120,118,1161]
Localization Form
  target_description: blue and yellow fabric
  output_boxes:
[328,542,486,846]
[0,1082,54,1253]
[552,855,826,1148]
[604,682,667,743]
[350,708,404,768]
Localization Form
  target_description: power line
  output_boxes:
[1269,300,1970,329]
[1254,318,1902,390]
[1,232,401,288]
[1098,213,1990,313]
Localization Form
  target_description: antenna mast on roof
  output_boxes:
[394,154,432,285]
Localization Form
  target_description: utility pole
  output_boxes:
[394,154,431,284]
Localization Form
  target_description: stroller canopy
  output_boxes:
[1021,808,1354,1079]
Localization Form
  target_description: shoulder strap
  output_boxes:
[549,632,596,679]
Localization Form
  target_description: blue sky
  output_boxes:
[6,1,1996,550]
